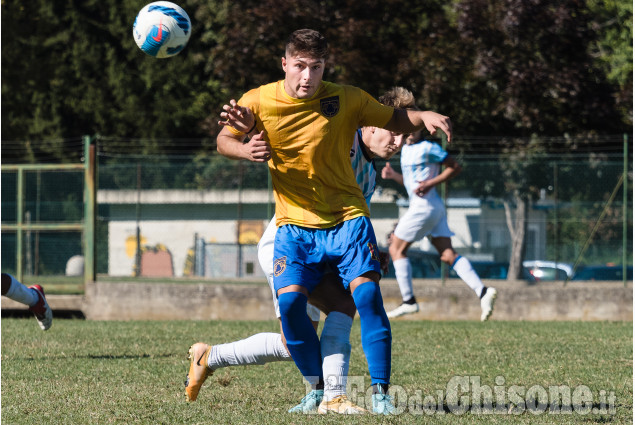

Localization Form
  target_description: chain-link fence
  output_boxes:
[1,166,87,280]
[2,135,632,283]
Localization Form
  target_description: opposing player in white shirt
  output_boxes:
[381,88,497,321]
[186,89,411,414]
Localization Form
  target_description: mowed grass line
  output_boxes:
[1,319,632,424]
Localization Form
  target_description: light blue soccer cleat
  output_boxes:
[288,389,324,413]
[372,388,397,415]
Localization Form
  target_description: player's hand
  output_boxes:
[379,251,390,275]
[421,111,452,143]
[381,162,395,179]
[243,131,271,162]
[415,180,434,197]
[218,99,256,133]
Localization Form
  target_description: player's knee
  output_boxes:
[335,297,357,318]
[352,281,383,313]
[321,333,351,357]
[1,273,11,296]
[389,243,407,260]
[440,250,458,265]
[277,291,308,317]
[321,296,356,318]
[388,243,399,259]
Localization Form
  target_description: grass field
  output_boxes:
[1,318,632,424]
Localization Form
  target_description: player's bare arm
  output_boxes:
[381,162,404,185]
[245,131,272,162]
[385,109,453,143]
[217,128,271,162]
[414,156,462,197]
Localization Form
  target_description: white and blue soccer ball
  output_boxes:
[133,2,191,58]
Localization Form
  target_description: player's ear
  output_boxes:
[281,56,287,72]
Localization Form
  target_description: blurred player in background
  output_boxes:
[380,88,496,321]
[203,29,451,414]
[1,273,52,330]
[186,87,416,414]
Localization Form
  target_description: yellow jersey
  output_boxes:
[229,80,393,228]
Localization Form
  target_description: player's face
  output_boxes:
[367,128,406,159]
[405,130,422,145]
[281,54,325,99]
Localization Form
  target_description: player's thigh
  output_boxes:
[257,216,277,277]
[273,224,324,294]
[394,203,445,242]
[309,273,356,318]
[428,216,454,240]
[332,217,382,288]
[389,234,413,258]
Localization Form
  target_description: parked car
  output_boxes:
[383,249,441,279]
[386,255,597,282]
[448,261,510,280]
[522,260,573,281]
[571,265,633,281]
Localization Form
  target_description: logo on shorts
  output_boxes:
[367,242,380,262]
[320,96,340,118]
[273,256,287,276]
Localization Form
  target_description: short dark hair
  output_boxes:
[285,29,329,60]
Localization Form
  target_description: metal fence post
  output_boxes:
[15,168,25,282]
[624,133,629,287]
[84,135,96,283]
[440,132,448,284]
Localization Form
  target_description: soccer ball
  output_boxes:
[133,2,191,58]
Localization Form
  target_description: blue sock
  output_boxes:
[278,292,323,387]
[352,281,391,385]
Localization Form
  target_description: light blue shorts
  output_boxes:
[273,216,381,294]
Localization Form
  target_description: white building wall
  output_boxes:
[108,220,260,277]
[101,190,546,277]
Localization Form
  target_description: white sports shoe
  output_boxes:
[318,395,367,414]
[480,287,497,321]
[28,285,52,331]
[387,302,419,318]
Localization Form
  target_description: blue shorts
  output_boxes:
[273,216,382,294]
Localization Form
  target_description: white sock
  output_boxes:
[452,256,485,296]
[393,257,414,302]
[321,312,353,401]
[4,274,38,306]
[207,332,291,370]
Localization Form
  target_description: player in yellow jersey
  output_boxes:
[215,29,452,415]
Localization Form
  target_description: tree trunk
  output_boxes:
[504,192,529,281]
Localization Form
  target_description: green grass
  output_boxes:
[2,319,632,424]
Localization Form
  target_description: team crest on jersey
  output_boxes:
[320,96,340,118]
[273,256,287,276]
[367,242,380,262]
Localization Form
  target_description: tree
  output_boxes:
[452,0,627,278]
[587,0,633,127]
[454,0,625,136]
[1,0,224,161]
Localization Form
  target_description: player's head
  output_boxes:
[379,86,422,146]
[362,87,418,159]
[379,86,416,109]
[285,29,329,60]
[282,29,328,99]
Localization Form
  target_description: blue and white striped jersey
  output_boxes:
[400,140,448,199]
[350,129,376,206]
